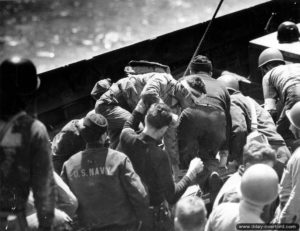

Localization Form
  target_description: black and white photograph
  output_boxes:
[0,0,300,230]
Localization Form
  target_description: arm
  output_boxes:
[279,154,300,223]
[140,73,174,106]
[120,157,150,230]
[262,73,278,120]
[123,108,145,131]
[30,121,55,230]
[156,150,194,205]
[54,171,78,217]
[221,88,232,157]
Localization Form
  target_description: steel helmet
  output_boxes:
[217,74,239,91]
[258,48,285,68]
[286,101,300,129]
[0,56,40,95]
[241,164,278,205]
[277,21,300,43]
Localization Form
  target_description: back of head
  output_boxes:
[175,196,207,231]
[242,141,276,166]
[0,56,40,96]
[190,55,212,74]
[258,48,285,68]
[241,164,278,205]
[146,103,173,129]
[90,78,112,100]
[277,21,300,43]
[217,74,239,91]
[80,111,108,143]
[286,101,300,129]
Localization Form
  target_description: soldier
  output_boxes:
[276,102,300,224]
[52,78,111,173]
[258,48,300,150]
[213,141,277,223]
[95,60,206,168]
[206,164,279,231]
[177,55,231,202]
[61,111,150,230]
[0,57,55,230]
[217,74,291,178]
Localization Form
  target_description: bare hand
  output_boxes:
[186,157,204,180]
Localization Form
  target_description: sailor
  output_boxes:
[52,78,112,173]
[206,164,279,231]
[0,57,55,230]
[258,47,300,150]
[61,111,150,230]
[174,196,207,231]
[118,102,204,230]
[95,60,206,167]
[217,74,291,178]
[177,55,231,201]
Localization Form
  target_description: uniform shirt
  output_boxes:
[0,112,55,229]
[262,63,300,111]
[118,110,192,206]
[96,73,180,163]
[97,73,178,111]
[231,91,286,147]
[278,149,300,224]
[205,201,264,231]
[51,119,85,173]
[61,144,149,228]
[190,73,231,151]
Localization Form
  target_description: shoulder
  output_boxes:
[30,119,48,135]
[211,203,239,221]
[64,151,83,166]
[60,119,80,133]
[107,148,128,161]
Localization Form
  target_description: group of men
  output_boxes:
[1,41,300,230]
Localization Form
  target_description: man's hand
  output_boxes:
[186,157,204,181]
[219,150,229,168]
[135,99,148,114]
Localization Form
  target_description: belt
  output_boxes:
[196,96,224,111]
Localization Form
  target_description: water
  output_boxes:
[0,0,266,73]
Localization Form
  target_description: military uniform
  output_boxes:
[61,144,149,230]
[51,119,85,173]
[262,63,300,144]
[0,112,55,231]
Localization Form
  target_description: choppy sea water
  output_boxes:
[0,0,266,73]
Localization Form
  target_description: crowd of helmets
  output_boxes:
[0,21,300,231]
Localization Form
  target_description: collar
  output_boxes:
[86,142,105,150]
[139,132,161,145]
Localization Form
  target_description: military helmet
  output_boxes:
[258,48,285,68]
[217,74,239,91]
[0,56,40,95]
[277,21,300,43]
[241,164,278,205]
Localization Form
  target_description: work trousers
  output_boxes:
[277,84,300,143]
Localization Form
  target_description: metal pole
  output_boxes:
[183,0,225,77]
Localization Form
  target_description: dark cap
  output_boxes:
[80,111,108,142]
[90,78,112,100]
[124,60,171,74]
[190,55,212,73]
